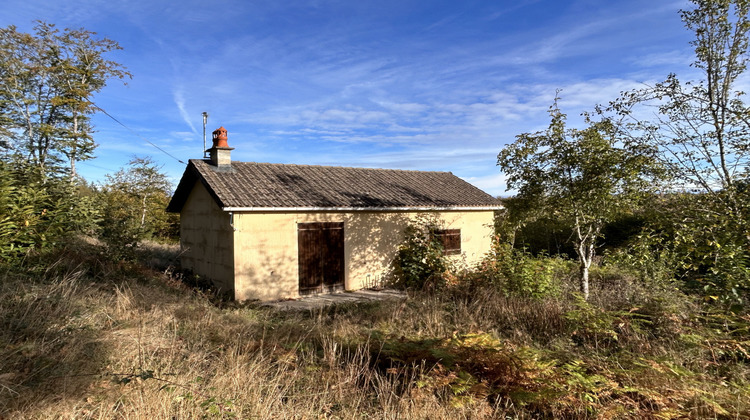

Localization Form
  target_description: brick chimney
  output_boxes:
[208,126,234,168]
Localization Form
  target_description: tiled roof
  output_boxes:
[167,159,502,212]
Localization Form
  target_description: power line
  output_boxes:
[78,160,117,172]
[94,106,186,164]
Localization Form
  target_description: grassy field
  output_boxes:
[1,239,749,419]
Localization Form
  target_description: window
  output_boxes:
[434,229,461,255]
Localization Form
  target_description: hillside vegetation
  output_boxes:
[2,1,750,417]
[1,238,748,419]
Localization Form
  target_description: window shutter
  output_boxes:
[435,229,461,255]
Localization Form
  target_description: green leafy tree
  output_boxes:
[99,156,174,259]
[0,21,128,263]
[0,21,130,175]
[498,98,660,300]
[605,0,750,302]
[606,0,750,228]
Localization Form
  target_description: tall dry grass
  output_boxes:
[1,238,748,418]
[0,241,508,418]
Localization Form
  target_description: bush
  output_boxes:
[478,238,569,300]
[98,189,145,260]
[602,229,678,287]
[0,159,101,262]
[392,216,449,290]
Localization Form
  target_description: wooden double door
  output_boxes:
[297,222,345,295]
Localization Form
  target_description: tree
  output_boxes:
[0,21,130,176]
[609,0,749,223]
[0,158,102,261]
[498,97,659,300]
[605,0,750,302]
[99,156,174,259]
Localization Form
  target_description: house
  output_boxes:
[167,127,502,301]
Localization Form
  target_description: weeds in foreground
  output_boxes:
[1,239,749,418]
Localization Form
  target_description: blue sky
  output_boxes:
[3,0,697,196]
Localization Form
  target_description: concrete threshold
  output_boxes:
[264,288,406,311]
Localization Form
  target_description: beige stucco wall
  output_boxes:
[179,182,235,296]
[231,210,496,301]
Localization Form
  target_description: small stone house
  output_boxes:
[167,127,502,301]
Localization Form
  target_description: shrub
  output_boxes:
[98,191,145,260]
[392,216,449,290]
[0,160,102,262]
[603,229,679,287]
[478,238,568,300]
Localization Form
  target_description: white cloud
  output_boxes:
[463,173,509,197]
[630,50,693,68]
[6,0,699,194]
[173,88,198,134]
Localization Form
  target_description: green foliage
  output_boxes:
[512,215,575,257]
[500,0,750,305]
[500,202,646,259]
[0,159,101,261]
[564,296,639,350]
[670,193,750,305]
[603,229,680,287]
[0,20,129,264]
[498,95,661,299]
[0,21,130,174]
[602,0,750,305]
[98,156,175,260]
[478,239,567,299]
[99,189,145,260]
[0,164,46,260]
[553,359,617,415]
[393,216,448,290]
[375,331,557,408]
[613,192,750,305]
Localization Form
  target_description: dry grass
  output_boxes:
[1,239,749,419]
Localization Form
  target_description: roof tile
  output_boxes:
[167,159,501,212]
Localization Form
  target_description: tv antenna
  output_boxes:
[202,112,209,158]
